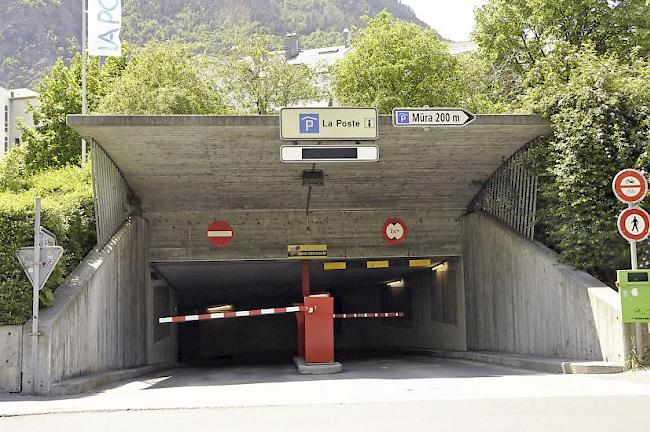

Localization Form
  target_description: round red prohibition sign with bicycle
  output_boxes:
[613,169,648,204]
[618,207,650,242]
[383,218,407,245]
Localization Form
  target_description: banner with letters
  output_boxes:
[88,0,122,57]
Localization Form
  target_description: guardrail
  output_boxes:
[468,138,540,239]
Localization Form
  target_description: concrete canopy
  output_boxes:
[67,114,551,261]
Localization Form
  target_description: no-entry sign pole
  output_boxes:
[613,169,650,362]
[628,202,644,357]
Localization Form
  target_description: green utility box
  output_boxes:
[618,270,650,323]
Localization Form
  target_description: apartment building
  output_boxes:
[0,86,38,157]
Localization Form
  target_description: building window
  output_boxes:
[4,105,7,132]
[4,137,7,153]
[15,138,20,147]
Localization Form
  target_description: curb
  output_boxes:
[420,350,624,374]
[49,363,177,396]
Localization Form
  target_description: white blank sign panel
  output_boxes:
[281,146,379,163]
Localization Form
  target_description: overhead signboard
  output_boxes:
[16,246,64,290]
[392,107,475,127]
[281,145,379,163]
[612,169,648,204]
[288,244,327,259]
[618,207,650,242]
[280,107,378,141]
[207,220,233,248]
[618,270,650,323]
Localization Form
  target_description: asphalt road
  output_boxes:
[2,355,650,431]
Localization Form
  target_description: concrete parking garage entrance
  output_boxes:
[65,113,549,372]
[14,112,629,395]
[152,257,462,364]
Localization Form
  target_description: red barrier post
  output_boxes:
[303,296,334,364]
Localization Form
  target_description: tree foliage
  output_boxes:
[19,50,128,172]
[218,28,319,114]
[522,45,650,282]
[0,163,95,325]
[332,11,461,113]
[474,0,649,75]
[97,42,228,115]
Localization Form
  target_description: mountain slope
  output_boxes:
[0,0,427,88]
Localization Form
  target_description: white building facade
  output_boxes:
[0,86,38,157]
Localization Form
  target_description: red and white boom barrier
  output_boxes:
[334,312,404,319]
[158,305,306,324]
[158,307,404,324]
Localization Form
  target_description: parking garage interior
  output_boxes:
[152,257,465,364]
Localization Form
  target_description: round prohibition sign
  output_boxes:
[383,218,408,245]
[618,207,650,242]
[613,169,648,204]
[207,220,233,247]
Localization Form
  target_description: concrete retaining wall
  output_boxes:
[21,217,160,394]
[0,326,22,392]
[463,212,624,363]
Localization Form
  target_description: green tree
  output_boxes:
[473,0,649,75]
[218,28,319,114]
[332,11,462,113]
[97,42,228,115]
[522,45,650,283]
[19,50,129,171]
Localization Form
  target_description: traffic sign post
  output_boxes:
[383,218,407,245]
[16,246,64,291]
[206,220,233,248]
[15,198,65,394]
[392,107,475,127]
[613,169,650,365]
[31,198,40,395]
[617,207,650,243]
[613,169,648,204]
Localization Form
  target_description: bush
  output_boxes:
[0,164,95,325]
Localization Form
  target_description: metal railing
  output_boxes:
[468,138,541,239]
[91,140,139,248]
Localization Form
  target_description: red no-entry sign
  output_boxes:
[207,220,233,247]
[383,218,407,245]
[613,169,648,204]
[618,207,650,242]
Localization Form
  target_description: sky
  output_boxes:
[400,0,490,41]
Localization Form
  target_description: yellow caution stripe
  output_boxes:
[324,262,347,270]
[367,260,390,269]
[409,259,432,268]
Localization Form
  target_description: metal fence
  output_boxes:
[91,140,139,248]
[468,138,540,239]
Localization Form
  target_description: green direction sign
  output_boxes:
[618,269,650,323]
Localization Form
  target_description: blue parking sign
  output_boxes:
[299,114,320,133]
[395,111,410,125]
